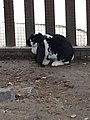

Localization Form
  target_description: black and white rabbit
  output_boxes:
[26,33,74,66]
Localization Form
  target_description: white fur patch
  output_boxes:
[71,55,74,61]
[48,53,57,60]
[51,60,64,66]
[64,61,69,65]
[42,59,50,65]
[43,39,49,57]
[45,34,53,39]
[43,39,57,60]
[31,42,37,54]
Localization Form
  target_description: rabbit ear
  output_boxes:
[36,42,45,66]
[36,33,44,43]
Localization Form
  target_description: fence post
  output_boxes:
[4,0,15,46]
[65,0,76,45]
[24,0,35,41]
[86,0,90,45]
[44,0,55,34]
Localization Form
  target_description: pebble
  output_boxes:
[23,87,38,97]
[64,82,74,88]
[82,63,87,65]
[84,117,89,120]
[42,76,47,79]
[0,87,15,101]
[0,86,38,102]
[70,114,77,118]
[15,86,38,100]
[7,82,13,86]
[16,77,20,79]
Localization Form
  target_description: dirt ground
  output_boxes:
[0,58,90,120]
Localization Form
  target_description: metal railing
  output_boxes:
[0,22,87,47]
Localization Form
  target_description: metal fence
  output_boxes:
[0,22,5,47]
[15,23,26,47]
[0,22,87,47]
[1,0,90,50]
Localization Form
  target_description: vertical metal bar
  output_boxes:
[24,0,35,41]
[4,0,15,46]
[65,0,76,45]
[44,0,55,34]
[86,0,90,45]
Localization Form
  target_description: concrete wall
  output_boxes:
[0,47,89,60]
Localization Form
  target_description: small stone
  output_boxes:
[61,106,64,110]
[16,77,20,79]
[3,109,8,113]
[15,93,23,100]
[7,82,13,86]
[64,82,74,88]
[88,98,90,101]
[84,117,89,120]
[35,80,41,83]
[2,110,6,113]
[15,87,38,99]
[82,63,87,65]
[17,93,22,97]
[70,114,77,118]
[0,87,15,101]
[42,77,47,79]
[24,87,38,97]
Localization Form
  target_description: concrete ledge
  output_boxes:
[74,46,90,58]
[0,46,89,60]
[0,47,33,59]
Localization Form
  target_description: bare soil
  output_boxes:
[0,59,90,120]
